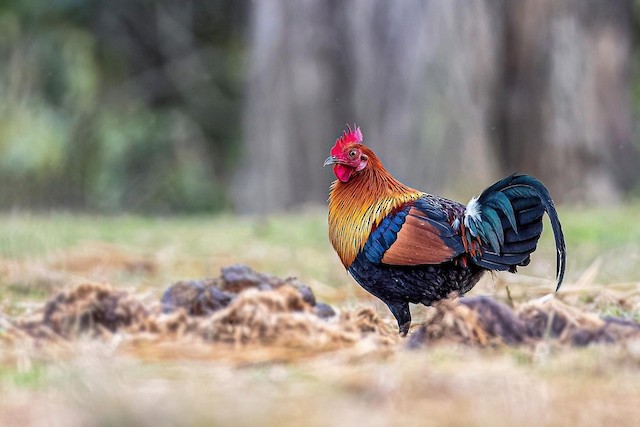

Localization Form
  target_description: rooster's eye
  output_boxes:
[348,149,357,159]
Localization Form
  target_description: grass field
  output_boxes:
[1,205,640,426]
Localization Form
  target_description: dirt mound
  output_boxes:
[9,265,396,357]
[408,296,640,348]
[151,265,396,352]
[7,265,640,360]
[160,264,334,319]
[17,283,149,339]
[146,285,395,353]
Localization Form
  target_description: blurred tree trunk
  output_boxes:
[500,0,637,202]
[232,0,349,213]
[234,0,504,214]
[235,0,637,214]
[344,0,504,198]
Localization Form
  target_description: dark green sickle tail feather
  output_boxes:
[464,174,566,291]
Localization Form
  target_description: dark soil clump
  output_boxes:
[408,296,640,348]
[160,264,329,318]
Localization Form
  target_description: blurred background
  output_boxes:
[1,0,639,215]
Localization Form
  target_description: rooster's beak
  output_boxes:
[323,156,337,167]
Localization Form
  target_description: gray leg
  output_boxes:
[386,300,411,336]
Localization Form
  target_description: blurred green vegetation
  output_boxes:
[0,1,246,213]
[1,205,639,285]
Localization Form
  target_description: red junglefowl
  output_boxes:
[325,125,566,335]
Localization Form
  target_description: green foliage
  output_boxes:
[0,1,245,213]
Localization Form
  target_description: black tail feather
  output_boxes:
[501,235,541,254]
[468,174,566,290]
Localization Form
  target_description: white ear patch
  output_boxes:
[355,155,368,172]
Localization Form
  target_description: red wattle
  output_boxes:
[333,164,354,182]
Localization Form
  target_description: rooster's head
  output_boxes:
[323,125,369,182]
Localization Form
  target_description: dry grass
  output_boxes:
[1,209,640,426]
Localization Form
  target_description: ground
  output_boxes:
[1,206,640,426]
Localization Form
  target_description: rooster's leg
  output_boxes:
[385,300,411,336]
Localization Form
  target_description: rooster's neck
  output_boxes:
[328,155,422,267]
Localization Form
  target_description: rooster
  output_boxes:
[325,125,566,335]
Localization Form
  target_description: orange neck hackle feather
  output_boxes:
[328,147,423,267]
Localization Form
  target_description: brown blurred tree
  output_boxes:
[235,0,505,213]
[500,0,637,202]
[232,0,350,212]
[235,0,638,214]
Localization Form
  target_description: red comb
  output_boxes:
[331,124,363,156]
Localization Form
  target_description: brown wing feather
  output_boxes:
[381,208,456,266]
